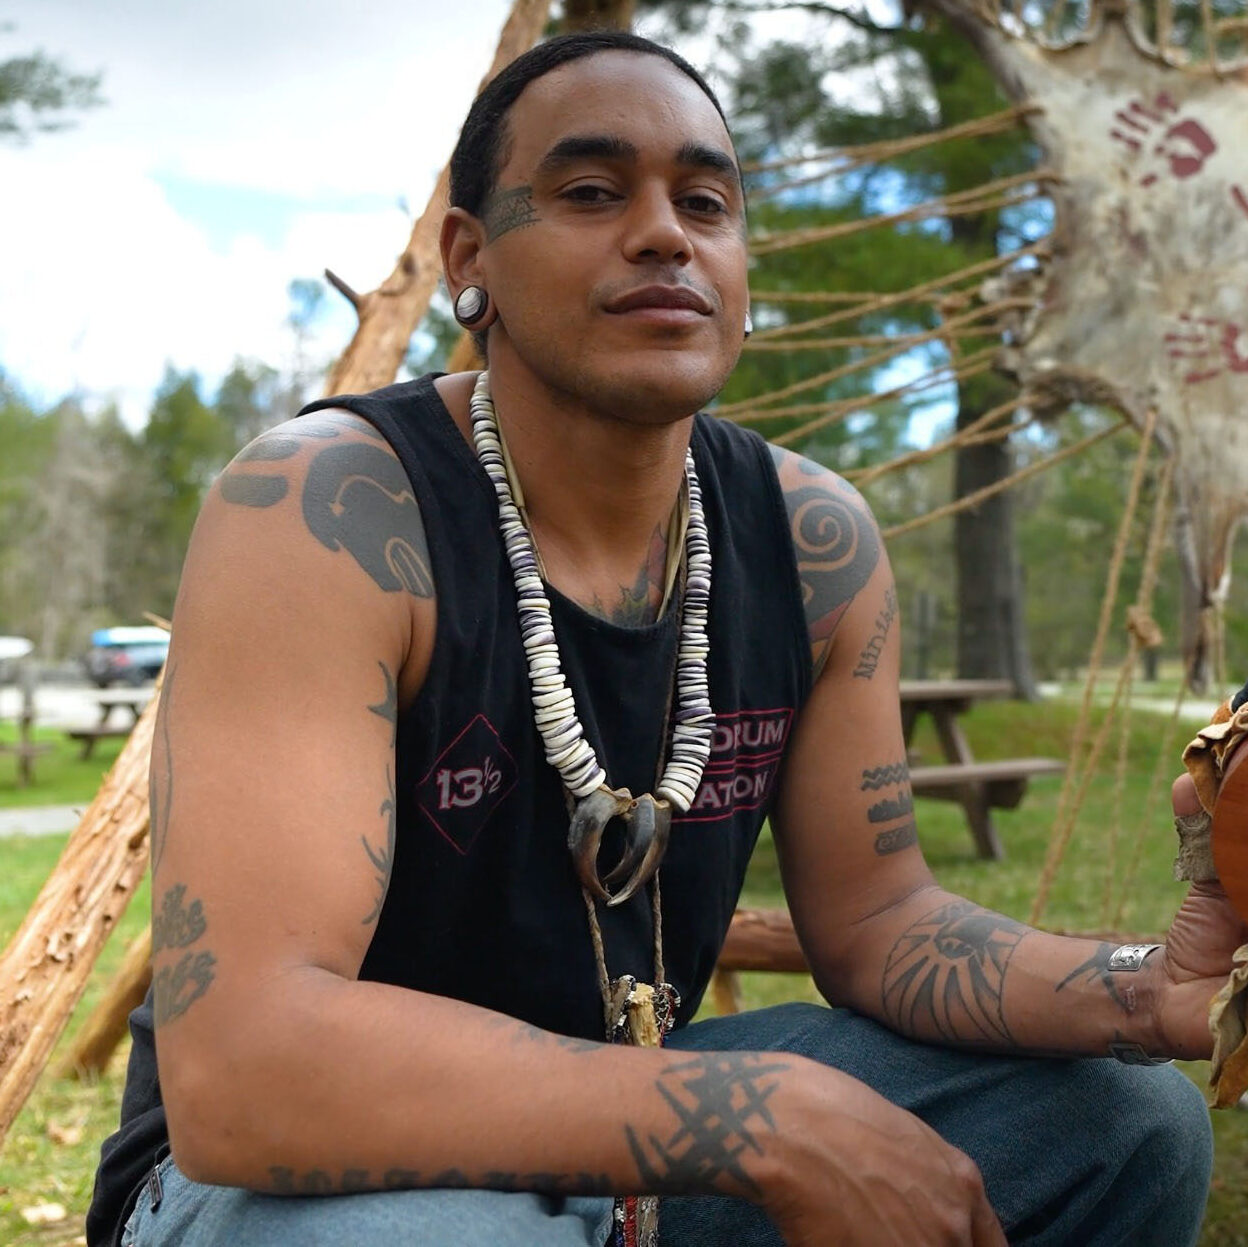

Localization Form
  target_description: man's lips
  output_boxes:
[603,285,713,315]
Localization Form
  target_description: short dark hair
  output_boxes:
[449,32,729,219]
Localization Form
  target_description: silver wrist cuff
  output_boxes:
[1108,1040,1173,1066]
[1107,943,1163,971]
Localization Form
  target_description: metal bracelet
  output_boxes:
[1105,945,1170,1064]
[1106,943,1164,971]
[1107,1040,1173,1066]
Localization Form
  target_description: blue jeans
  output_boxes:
[121,1003,1212,1246]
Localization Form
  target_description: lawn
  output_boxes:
[1,698,1247,1244]
[0,723,128,811]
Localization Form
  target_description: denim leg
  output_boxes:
[121,1154,614,1247]
[659,1002,1212,1247]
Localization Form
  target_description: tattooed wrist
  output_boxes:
[626,1052,791,1197]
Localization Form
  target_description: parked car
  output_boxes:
[83,626,170,687]
[0,636,33,685]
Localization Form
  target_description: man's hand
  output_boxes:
[761,1063,1007,1247]
[1152,773,1248,1058]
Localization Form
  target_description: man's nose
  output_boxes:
[621,185,692,265]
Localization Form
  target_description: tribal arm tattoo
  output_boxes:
[261,1049,791,1201]
[880,898,1026,1048]
[149,663,176,873]
[217,423,436,600]
[152,882,217,1027]
[860,757,918,856]
[361,662,399,925]
[1055,942,1138,1015]
[767,445,881,678]
[265,1165,614,1198]
[626,1052,791,1196]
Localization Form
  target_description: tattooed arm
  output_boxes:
[766,445,1209,1062]
[160,407,986,1240]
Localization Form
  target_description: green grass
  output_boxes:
[0,836,150,1247]
[0,723,127,810]
[1,697,1246,1243]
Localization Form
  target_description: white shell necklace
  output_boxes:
[468,370,714,906]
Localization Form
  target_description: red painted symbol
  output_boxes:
[1164,314,1248,385]
[1108,91,1248,217]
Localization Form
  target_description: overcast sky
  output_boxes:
[1,0,535,426]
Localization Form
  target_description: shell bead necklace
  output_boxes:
[468,370,714,903]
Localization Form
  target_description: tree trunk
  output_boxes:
[953,371,1038,697]
[561,0,634,30]
[56,927,152,1079]
[0,0,552,1149]
[0,692,158,1144]
[323,0,552,397]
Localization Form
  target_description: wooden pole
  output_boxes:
[0,5,553,1141]
[323,0,552,397]
[55,927,153,1080]
[0,692,158,1144]
[561,0,634,31]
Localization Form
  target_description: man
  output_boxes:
[90,31,1231,1247]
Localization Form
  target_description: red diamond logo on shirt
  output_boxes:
[416,714,517,854]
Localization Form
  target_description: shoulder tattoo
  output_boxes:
[768,445,880,667]
[216,421,435,599]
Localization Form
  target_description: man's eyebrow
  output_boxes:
[536,134,639,173]
[675,141,742,188]
[533,134,741,188]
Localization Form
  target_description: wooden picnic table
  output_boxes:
[65,689,154,759]
[900,679,1063,860]
[91,689,153,726]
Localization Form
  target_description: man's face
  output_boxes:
[474,51,749,423]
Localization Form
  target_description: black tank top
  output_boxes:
[87,375,810,1244]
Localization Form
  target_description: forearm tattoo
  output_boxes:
[261,1046,789,1200]
[626,1053,791,1196]
[266,1165,613,1198]
[862,757,917,855]
[217,420,435,600]
[1056,942,1137,1014]
[152,883,217,1027]
[881,899,1026,1047]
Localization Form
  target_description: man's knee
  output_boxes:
[1114,1063,1212,1212]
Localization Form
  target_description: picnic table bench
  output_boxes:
[900,680,1064,860]
[65,690,152,760]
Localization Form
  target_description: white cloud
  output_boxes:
[1,0,512,425]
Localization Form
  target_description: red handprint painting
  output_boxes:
[1164,315,1248,385]
[1108,91,1247,215]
